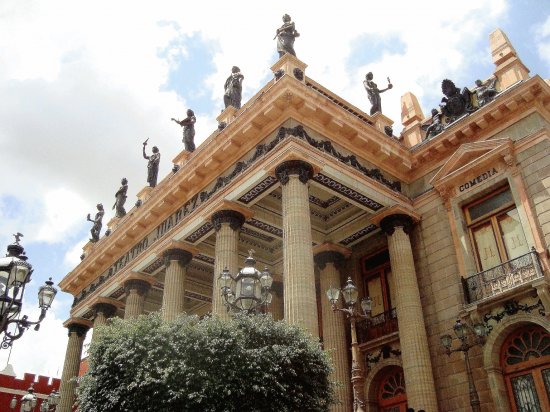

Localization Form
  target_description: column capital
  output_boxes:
[160,241,196,268]
[211,209,246,232]
[380,214,415,236]
[314,251,346,270]
[313,243,351,270]
[275,160,314,185]
[63,318,92,337]
[124,278,152,296]
[92,302,117,319]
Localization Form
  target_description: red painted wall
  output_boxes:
[0,372,60,410]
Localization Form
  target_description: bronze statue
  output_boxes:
[423,109,444,140]
[275,14,300,58]
[87,204,104,242]
[474,78,498,107]
[171,109,196,152]
[142,139,160,188]
[113,178,128,218]
[439,79,474,121]
[224,66,244,109]
[363,72,393,116]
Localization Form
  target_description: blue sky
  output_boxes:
[0,0,549,377]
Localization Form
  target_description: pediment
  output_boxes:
[430,138,514,188]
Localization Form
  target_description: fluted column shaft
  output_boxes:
[124,279,151,319]
[58,323,89,412]
[317,255,352,412]
[276,160,319,337]
[162,249,193,321]
[91,303,116,343]
[381,215,438,412]
[269,280,284,321]
[212,210,244,319]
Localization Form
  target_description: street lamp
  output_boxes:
[326,277,371,412]
[10,385,37,411]
[0,234,57,349]
[219,250,273,313]
[39,390,60,411]
[440,318,487,412]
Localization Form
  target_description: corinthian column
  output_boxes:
[380,214,438,412]
[91,302,117,343]
[162,246,194,321]
[211,210,245,319]
[124,278,151,320]
[275,160,318,337]
[58,320,91,412]
[315,249,352,412]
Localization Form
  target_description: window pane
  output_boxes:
[472,223,502,270]
[543,368,550,400]
[367,276,384,316]
[386,269,395,310]
[468,189,513,221]
[511,374,542,412]
[499,209,529,260]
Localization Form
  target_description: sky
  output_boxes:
[0,0,549,379]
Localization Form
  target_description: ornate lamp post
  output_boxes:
[0,235,57,349]
[39,390,60,411]
[219,250,273,313]
[326,277,371,412]
[10,385,38,411]
[440,319,487,412]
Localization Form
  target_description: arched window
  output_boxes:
[501,325,550,412]
[378,366,407,412]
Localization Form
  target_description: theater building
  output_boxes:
[57,29,550,412]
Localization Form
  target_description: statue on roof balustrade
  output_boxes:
[275,14,300,58]
[113,178,128,218]
[87,203,104,242]
[474,77,498,107]
[142,138,160,188]
[171,109,196,152]
[422,108,444,140]
[439,79,475,122]
[363,72,393,116]
[224,66,244,109]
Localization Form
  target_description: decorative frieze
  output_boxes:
[339,224,377,246]
[313,174,383,211]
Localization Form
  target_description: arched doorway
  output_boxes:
[501,325,550,411]
[378,366,407,412]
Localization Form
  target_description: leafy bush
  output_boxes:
[78,312,334,411]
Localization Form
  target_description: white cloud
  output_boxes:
[63,236,89,268]
[535,15,550,74]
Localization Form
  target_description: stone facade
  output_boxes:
[58,30,550,411]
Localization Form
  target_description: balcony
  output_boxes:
[462,248,544,305]
[357,308,398,344]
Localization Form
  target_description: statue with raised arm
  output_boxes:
[142,138,160,188]
[363,72,393,116]
[113,178,128,218]
[171,109,196,152]
[275,14,300,58]
[224,66,244,109]
[87,204,104,242]
[474,78,498,107]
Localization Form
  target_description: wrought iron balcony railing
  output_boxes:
[357,308,398,344]
[462,247,544,305]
